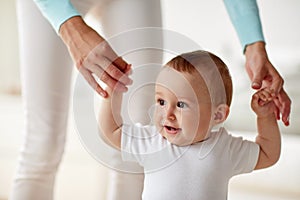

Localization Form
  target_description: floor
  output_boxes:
[1,94,299,200]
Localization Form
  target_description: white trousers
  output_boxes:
[11,0,162,199]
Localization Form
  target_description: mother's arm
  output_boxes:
[224,0,291,126]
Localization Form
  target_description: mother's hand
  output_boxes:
[59,16,132,97]
[245,42,291,126]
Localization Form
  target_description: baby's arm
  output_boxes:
[251,88,281,170]
[98,65,131,150]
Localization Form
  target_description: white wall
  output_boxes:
[0,0,20,94]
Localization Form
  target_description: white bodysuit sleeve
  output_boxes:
[227,132,260,176]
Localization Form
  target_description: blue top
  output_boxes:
[33,0,80,33]
[223,0,265,51]
[33,0,265,51]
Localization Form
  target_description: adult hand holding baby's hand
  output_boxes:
[251,88,277,119]
[245,41,291,126]
[59,16,132,98]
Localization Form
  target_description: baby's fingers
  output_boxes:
[257,88,274,106]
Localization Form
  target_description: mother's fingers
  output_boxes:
[113,57,130,73]
[79,40,133,96]
[79,67,107,97]
[85,52,132,85]
[94,41,128,72]
[273,97,281,120]
[88,63,129,92]
[278,89,291,126]
[251,67,265,90]
[268,65,284,96]
[103,61,132,85]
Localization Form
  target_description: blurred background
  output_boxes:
[0,0,299,199]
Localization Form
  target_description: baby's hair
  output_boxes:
[165,50,233,106]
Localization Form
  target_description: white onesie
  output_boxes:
[121,124,259,200]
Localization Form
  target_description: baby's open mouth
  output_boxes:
[164,125,182,134]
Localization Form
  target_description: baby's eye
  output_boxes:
[157,99,166,106]
[177,101,188,108]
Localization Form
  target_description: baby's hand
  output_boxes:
[251,88,277,118]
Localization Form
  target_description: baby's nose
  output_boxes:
[167,113,176,121]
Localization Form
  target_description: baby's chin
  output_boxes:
[168,138,194,146]
[157,130,194,147]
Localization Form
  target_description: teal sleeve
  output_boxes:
[223,0,265,51]
[33,0,81,33]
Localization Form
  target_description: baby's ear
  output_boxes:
[213,104,230,124]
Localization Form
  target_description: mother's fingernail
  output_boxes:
[285,120,290,126]
[100,91,107,97]
[252,82,260,89]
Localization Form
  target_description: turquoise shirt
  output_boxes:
[33,0,265,51]
[33,0,80,33]
[224,0,265,51]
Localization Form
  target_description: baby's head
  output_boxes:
[154,50,232,146]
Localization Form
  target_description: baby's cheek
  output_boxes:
[153,110,164,126]
[184,113,201,130]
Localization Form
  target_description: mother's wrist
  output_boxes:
[59,16,89,46]
[245,41,266,53]
[245,41,268,60]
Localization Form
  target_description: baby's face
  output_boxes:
[154,67,213,146]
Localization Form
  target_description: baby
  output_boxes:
[98,50,281,199]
